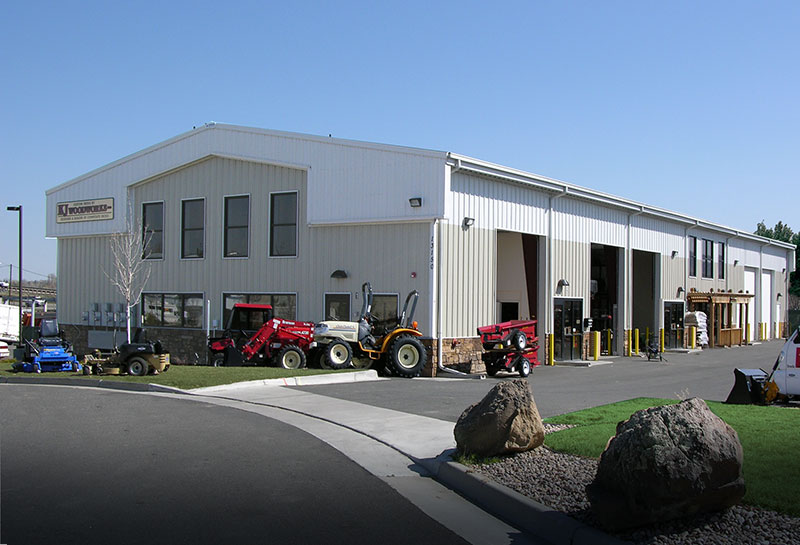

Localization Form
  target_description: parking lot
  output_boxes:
[300,340,789,419]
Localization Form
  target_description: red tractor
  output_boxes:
[478,319,540,377]
[208,303,315,369]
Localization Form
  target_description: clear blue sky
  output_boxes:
[2,1,798,279]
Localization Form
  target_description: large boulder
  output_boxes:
[586,398,745,530]
[454,379,544,456]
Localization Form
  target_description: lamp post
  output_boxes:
[7,205,22,345]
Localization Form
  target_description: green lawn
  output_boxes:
[0,360,357,390]
[543,397,800,517]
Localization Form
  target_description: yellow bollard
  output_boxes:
[689,326,696,349]
[646,327,650,347]
[626,330,632,356]
[746,325,751,344]
[606,330,611,355]
[660,328,665,353]
[633,328,639,354]
[548,333,554,366]
[592,331,600,361]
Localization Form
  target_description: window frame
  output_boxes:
[180,197,206,260]
[702,238,714,279]
[688,236,697,277]
[324,292,351,321]
[223,193,250,259]
[718,242,726,280]
[142,201,165,261]
[141,292,205,329]
[269,190,298,258]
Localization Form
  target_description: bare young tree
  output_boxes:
[105,204,152,343]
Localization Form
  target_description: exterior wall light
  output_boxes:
[557,279,569,288]
[677,286,685,295]
[462,217,475,229]
[671,250,678,258]
[331,269,348,279]
[734,259,739,266]
[409,197,423,208]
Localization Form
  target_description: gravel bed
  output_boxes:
[474,424,800,545]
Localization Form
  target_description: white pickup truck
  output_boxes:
[773,327,800,399]
[0,302,19,343]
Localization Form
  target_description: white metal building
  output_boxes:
[45,124,795,368]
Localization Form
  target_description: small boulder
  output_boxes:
[586,398,745,530]
[454,379,544,456]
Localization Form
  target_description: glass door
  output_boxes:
[554,299,583,361]
[664,301,685,349]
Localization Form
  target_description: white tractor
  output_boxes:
[313,282,427,378]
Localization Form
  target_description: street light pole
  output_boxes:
[7,205,22,345]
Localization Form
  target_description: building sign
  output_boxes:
[56,198,114,223]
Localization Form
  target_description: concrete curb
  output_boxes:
[0,375,184,394]
[0,369,380,395]
[190,370,381,393]
[427,458,627,545]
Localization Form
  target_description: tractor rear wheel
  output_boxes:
[127,356,149,376]
[387,335,427,378]
[324,341,352,369]
[276,345,306,370]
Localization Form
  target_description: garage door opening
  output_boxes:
[633,250,659,348]
[591,244,620,355]
[496,232,540,322]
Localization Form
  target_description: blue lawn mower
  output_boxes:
[13,319,82,374]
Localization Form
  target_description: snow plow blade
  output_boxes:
[725,368,770,404]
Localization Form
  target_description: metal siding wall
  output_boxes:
[449,173,548,235]
[58,236,119,324]
[553,198,627,246]
[439,222,495,338]
[47,126,446,238]
[59,157,433,333]
[552,239,590,306]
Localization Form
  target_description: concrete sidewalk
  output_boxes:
[188,375,623,545]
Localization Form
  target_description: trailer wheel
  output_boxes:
[517,357,531,378]
[388,336,427,378]
[276,345,306,369]
[127,356,149,376]
[324,341,352,370]
[511,330,527,351]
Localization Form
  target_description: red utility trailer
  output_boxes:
[477,319,539,377]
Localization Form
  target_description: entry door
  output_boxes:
[663,301,685,349]
[554,299,583,361]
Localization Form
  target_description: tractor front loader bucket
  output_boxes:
[725,368,769,404]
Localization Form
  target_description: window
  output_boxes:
[222,293,296,326]
[325,293,351,321]
[181,198,205,258]
[224,195,249,258]
[270,192,297,257]
[142,293,203,328]
[702,239,713,278]
[688,236,697,277]
[371,293,399,333]
[142,202,163,259]
[718,242,725,280]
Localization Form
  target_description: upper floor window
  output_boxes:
[142,202,163,259]
[224,195,249,258]
[688,236,697,277]
[270,192,297,257]
[718,242,725,280]
[702,239,714,278]
[181,198,205,259]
